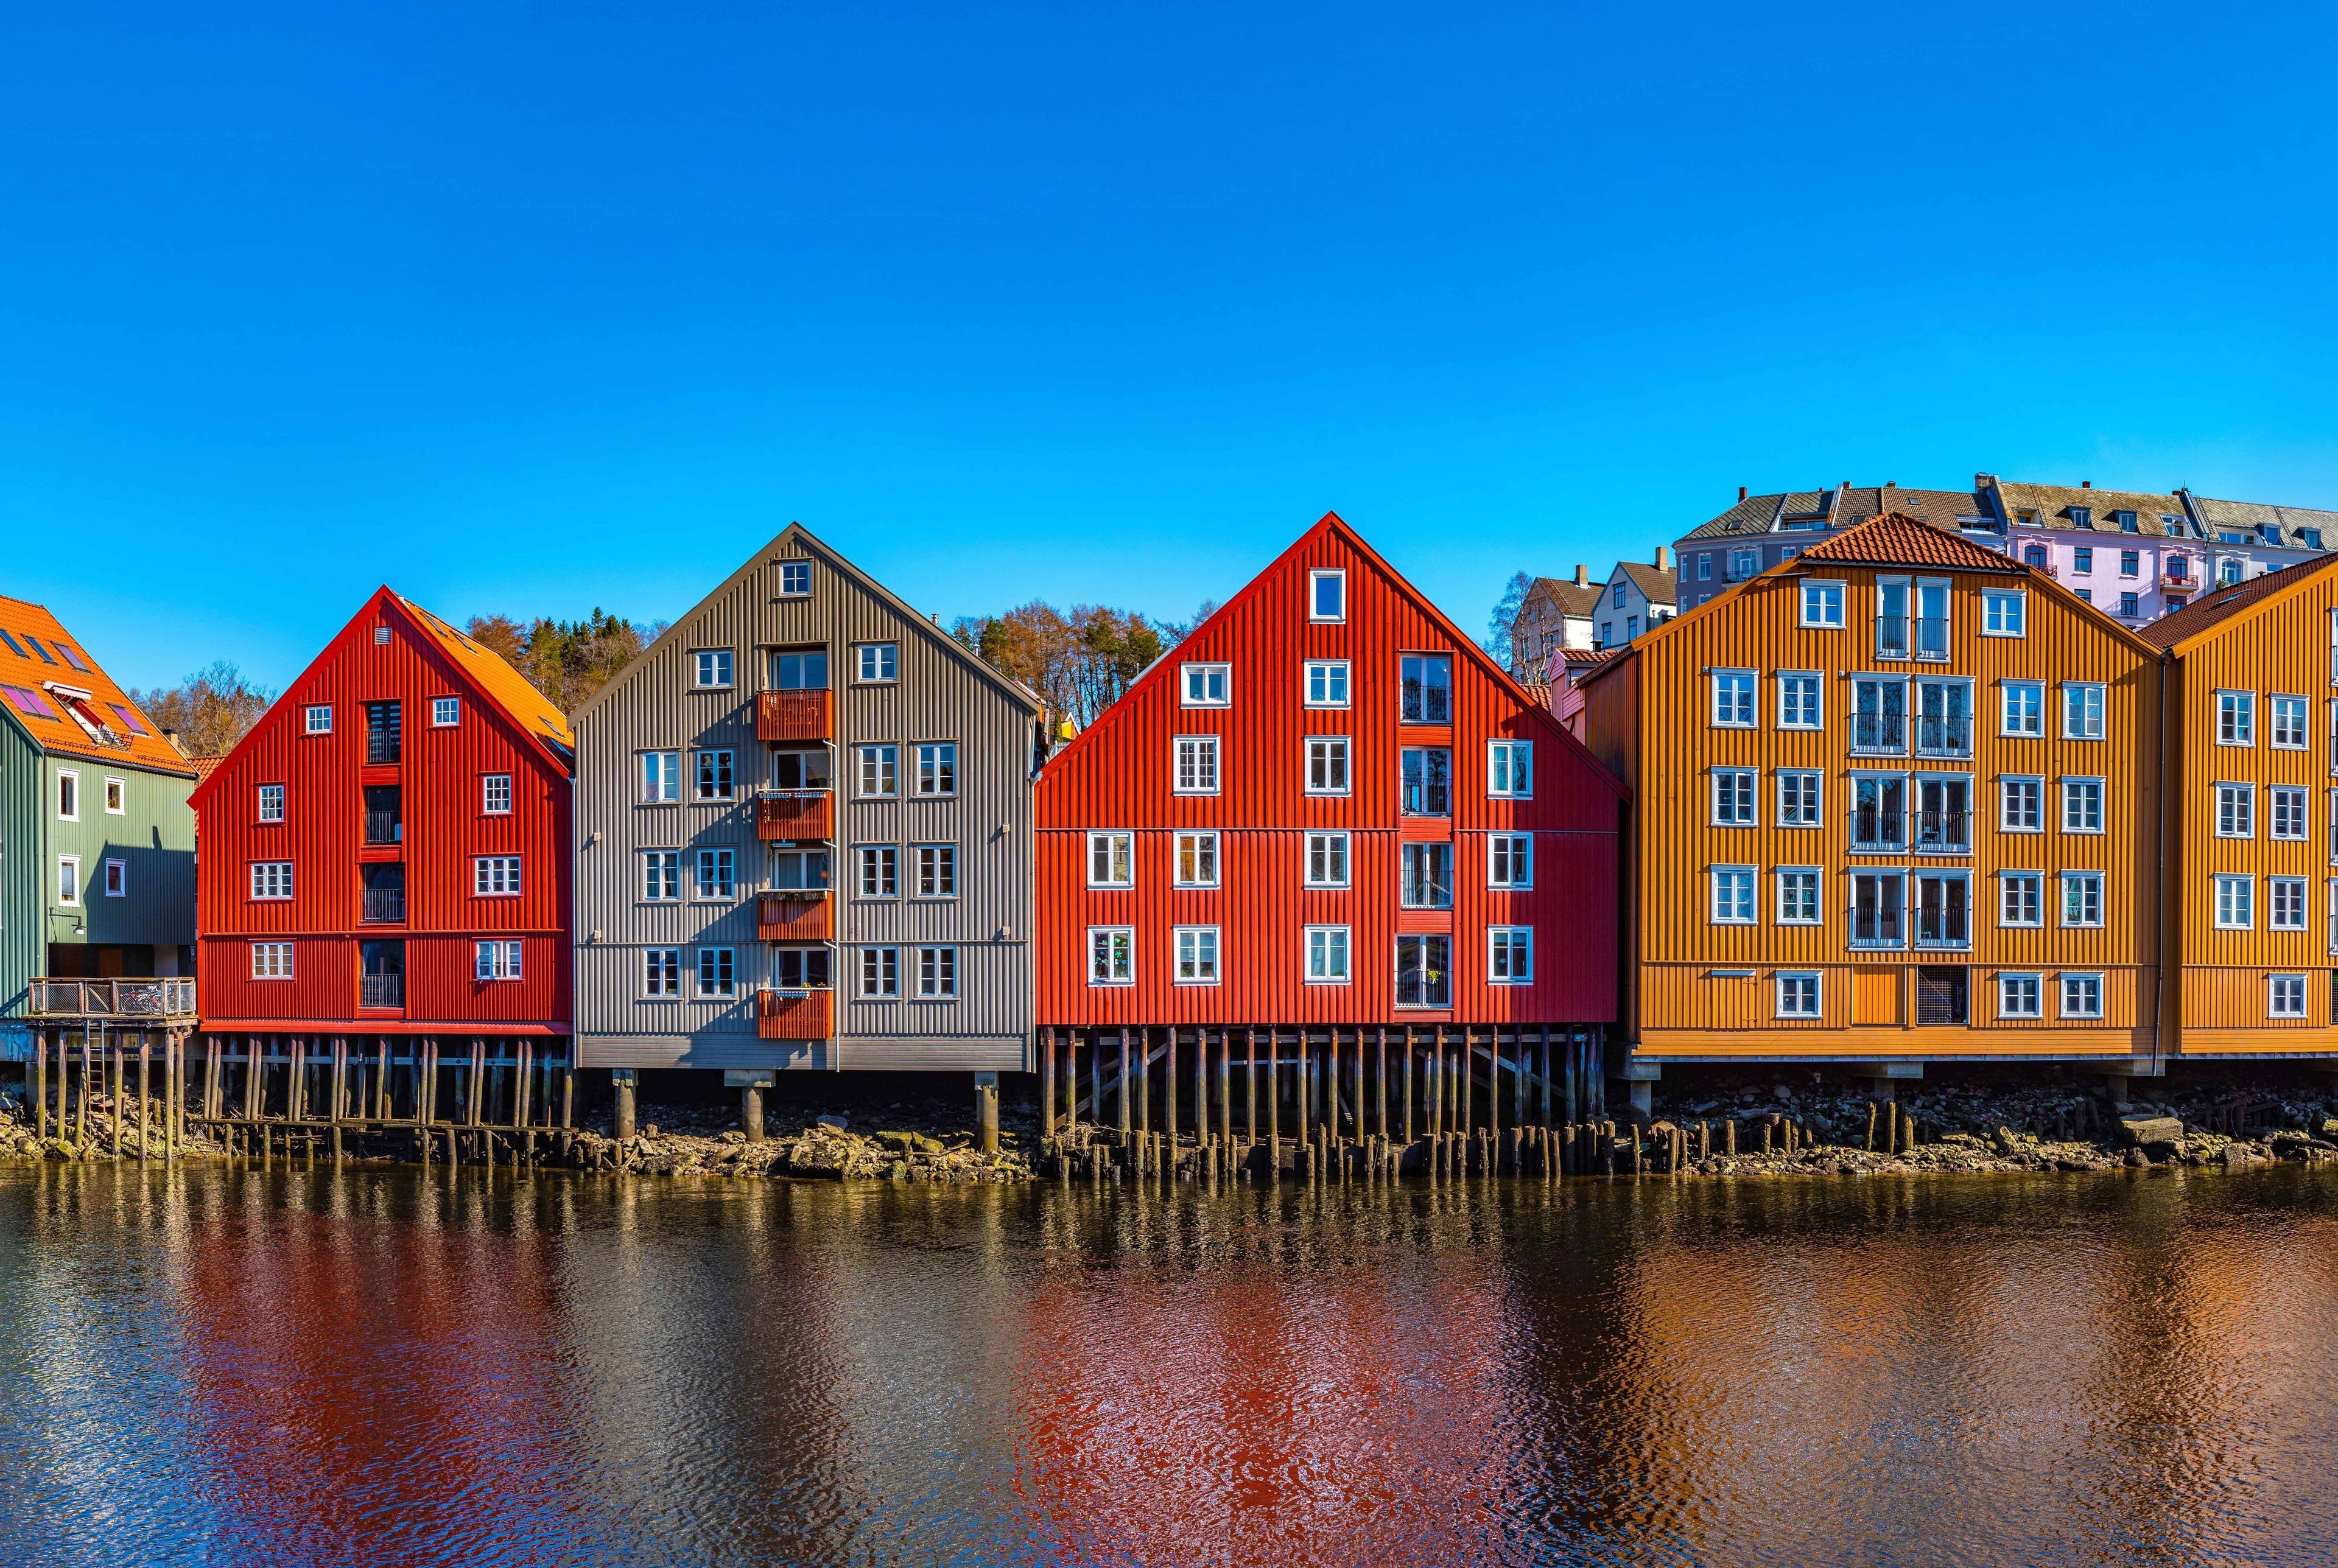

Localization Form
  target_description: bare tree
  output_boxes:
[952,601,1169,731]
[127,662,275,757]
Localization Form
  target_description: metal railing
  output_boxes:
[27,977,196,1018]
[1915,716,1971,753]
[1852,715,1906,751]
[1914,808,1972,849]
[1913,617,1950,660]
[363,809,402,845]
[361,886,406,923]
[1850,808,1905,850]
[360,973,405,1010]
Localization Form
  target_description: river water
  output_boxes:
[1,1163,2334,1568]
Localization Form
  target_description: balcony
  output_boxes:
[1915,716,1971,755]
[360,973,405,1010]
[757,689,834,743]
[1913,808,1972,853]
[758,891,835,942]
[2160,561,2196,590]
[1912,617,1950,661]
[758,987,834,1040]
[756,789,834,841]
[1875,615,1909,659]
[363,785,401,845]
[1852,715,1906,753]
[27,977,196,1020]
[361,886,406,924]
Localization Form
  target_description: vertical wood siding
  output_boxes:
[1036,513,1625,1027]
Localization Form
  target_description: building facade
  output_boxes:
[1674,485,2001,612]
[1579,516,2163,1066]
[1510,570,1603,671]
[1037,512,1625,1049]
[570,525,1042,1074]
[192,590,574,1044]
[0,595,197,1057]
[1594,551,1677,649]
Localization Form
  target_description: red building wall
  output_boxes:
[193,590,572,1034]
[1037,513,1625,1027]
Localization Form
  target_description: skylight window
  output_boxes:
[108,703,149,735]
[0,631,21,657]
[4,685,57,718]
[55,644,90,673]
[23,637,55,664]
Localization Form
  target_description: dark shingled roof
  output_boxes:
[1680,483,1992,541]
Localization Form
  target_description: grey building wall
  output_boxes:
[571,524,1041,1071]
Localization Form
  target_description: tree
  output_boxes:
[1485,571,1536,674]
[128,662,275,757]
[951,600,1169,731]
[465,609,667,713]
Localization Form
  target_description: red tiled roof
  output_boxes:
[189,755,225,783]
[0,594,193,774]
[1797,513,2016,572]
[2138,551,2338,650]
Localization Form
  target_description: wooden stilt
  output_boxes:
[1244,1027,1257,1147]
[1267,1029,1280,1155]
[1216,1029,1231,1149]
[1117,1027,1131,1138]
[137,1037,151,1160]
[1165,1026,1179,1149]
[1402,1027,1415,1146]
[1041,1028,1057,1139]
[1136,1027,1150,1139]
[32,1028,47,1139]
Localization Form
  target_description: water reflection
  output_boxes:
[0,1165,2333,1567]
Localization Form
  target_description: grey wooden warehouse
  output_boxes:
[570,524,1044,1132]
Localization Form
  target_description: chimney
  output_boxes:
[2082,480,2091,489]
[1737,485,1747,501]
[1975,472,1996,489]
[1653,545,1671,570]
[1573,564,1589,587]
[1886,480,1897,489]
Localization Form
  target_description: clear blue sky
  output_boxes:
[7,2,2337,691]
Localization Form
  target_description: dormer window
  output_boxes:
[2304,530,2325,550]
[2261,525,2283,545]
[2115,511,2138,532]
[2069,507,2094,530]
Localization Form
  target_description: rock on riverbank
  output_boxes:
[564,1099,1034,1182]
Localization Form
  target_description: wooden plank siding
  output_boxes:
[1036,511,1625,1028]
[2154,556,2338,1054]
[1579,516,2163,1062]
[570,524,1042,1072]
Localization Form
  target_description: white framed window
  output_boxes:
[2062,777,2105,835]
[1174,926,1220,984]
[1981,589,2027,636]
[1999,973,2041,1018]
[258,784,286,822]
[1489,926,1532,984]
[2270,876,2309,930]
[914,945,957,999]
[641,751,681,804]
[692,648,735,689]
[1304,660,1350,708]
[2214,782,2255,838]
[1181,663,1230,707]
[857,844,900,898]
[692,849,735,900]
[1308,569,1347,622]
[778,561,812,596]
[1776,867,1821,924]
[2270,973,2309,1018]
[914,843,957,898]
[102,858,127,898]
[1776,673,1822,729]
[859,946,900,999]
[1304,831,1350,887]
[855,643,899,683]
[2062,871,2104,928]
[251,942,294,981]
[304,704,332,735]
[2001,776,2043,832]
[432,696,460,727]
[476,855,524,897]
[1800,580,1845,628]
[914,742,957,796]
[1488,833,1532,889]
[2214,873,2253,929]
[1711,669,1757,727]
[1711,866,1756,924]
[2272,786,2309,840]
[857,744,899,797]
[1088,926,1134,985]
[52,855,77,908]
[694,749,735,801]
[102,776,125,815]
[2059,973,2104,1020]
[2001,681,2044,737]
[1400,842,1453,909]
[56,770,78,822]
[1486,740,1532,797]
[2000,870,2043,927]
[250,861,294,900]
[693,947,737,998]
[1777,770,1823,828]
[1305,735,1351,795]
[642,947,681,999]
[1712,768,1757,826]
[2063,683,2106,740]
[1174,735,1220,794]
[1087,831,1133,888]
[482,774,513,815]
[1174,831,1219,888]
[2272,694,2309,749]
[1304,925,1350,984]
[1775,971,1822,1018]
[2217,689,2255,745]
[642,850,681,902]
[475,940,523,981]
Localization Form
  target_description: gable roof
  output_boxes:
[1529,576,1604,618]
[2187,494,2338,551]
[1995,481,2196,540]
[570,522,1042,727]
[1611,561,1677,604]
[1680,483,1992,541]
[0,593,191,775]
[396,595,574,755]
[2137,550,2338,651]
[1798,512,2016,571]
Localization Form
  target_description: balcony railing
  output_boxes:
[756,789,834,841]
[757,688,835,743]
[361,886,406,923]
[1875,616,1909,659]
[1915,716,1971,754]
[1850,809,1904,851]
[363,810,402,845]
[1852,715,1906,752]
[758,987,834,1040]
[360,973,405,1010]
[758,891,835,942]
[1912,617,1950,660]
[2161,561,2195,589]
[27,978,196,1019]
[1914,808,1972,851]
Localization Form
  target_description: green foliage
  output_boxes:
[950,601,1179,731]
[466,608,667,714]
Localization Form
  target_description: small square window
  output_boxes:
[1174,735,1220,794]
[1181,663,1230,707]
[915,742,957,797]
[1308,569,1346,621]
[258,784,285,823]
[860,946,901,999]
[692,649,735,689]
[2059,973,2104,1020]
[1489,927,1532,985]
[1304,736,1350,794]
[1800,581,1845,628]
[857,744,899,797]
[1088,927,1134,985]
[1304,660,1350,708]
[1087,831,1134,889]
[1711,670,1756,727]
[1305,831,1349,887]
[778,561,812,596]
[1999,973,2041,1018]
[1174,831,1218,888]
[1776,971,1821,1018]
[1982,590,2026,636]
[474,940,523,981]
[432,696,460,727]
[1487,741,1532,798]
[482,774,513,815]
[373,626,392,646]
[1304,926,1350,984]
[2270,974,2308,1018]
[855,643,898,683]
[304,705,332,735]
[1174,926,1220,985]
[857,845,899,899]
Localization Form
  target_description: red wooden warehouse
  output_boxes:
[1035,512,1626,1155]
[191,589,575,1138]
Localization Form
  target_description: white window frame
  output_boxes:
[482,773,513,816]
[102,858,127,898]
[1775,672,1822,730]
[1981,589,2027,637]
[855,643,899,684]
[1304,925,1351,985]
[2271,785,2309,841]
[1303,660,1351,709]
[2059,973,2104,1020]
[859,945,901,1000]
[777,561,812,596]
[641,850,682,903]
[1999,870,2045,928]
[857,744,899,798]
[102,775,125,816]
[857,844,900,900]
[2062,683,2106,741]
[1087,926,1134,987]
[53,855,77,909]
[56,769,79,823]
[2214,873,2253,930]
[1775,971,1822,1018]
[1486,740,1533,799]
[642,947,682,999]
[913,842,958,899]
[475,940,524,982]
[1304,735,1352,796]
[2217,689,2256,746]
[1304,831,1350,889]
[2000,775,2043,833]
[914,945,958,1000]
[1487,926,1533,985]
[2062,776,2106,835]
[258,783,286,823]
[432,696,461,727]
[1173,830,1220,889]
[1710,865,1757,925]
[1800,580,1846,629]
[250,861,294,901]
[1174,926,1221,985]
[1087,831,1134,889]
[691,648,735,690]
[2270,876,2309,931]
[2060,870,2105,929]
[1999,972,2042,1019]
[251,942,295,981]
[1180,663,1231,708]
[475,855,524,897]
[1308,569,1347,623]
[303,704,332,735]
[2001,681,2045,737]
[914,741,958,797]
[2272,693,2309,751]
[1775,866,1822,925]
[1711,768,1758,827]
[641,751,681,805]
[1710,668,1757,728]
[1173,735,1221,795]
[1488,833,1534,890]
[2214,781,2256,839]
[2270,973,2309,1019]
[1776,769,1823,828]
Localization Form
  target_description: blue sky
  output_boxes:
[7,2,2337,691]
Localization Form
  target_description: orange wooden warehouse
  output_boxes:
[1576,514,2166,1084]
